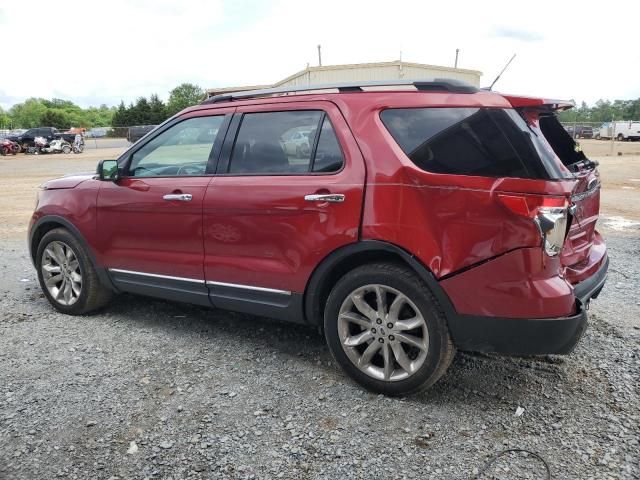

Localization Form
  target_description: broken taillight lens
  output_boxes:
[498,194,569,257]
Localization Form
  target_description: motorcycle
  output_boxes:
[72,134,84,154]
[0,138,19,156]
[42,138,72,154]
[26,136,49,155]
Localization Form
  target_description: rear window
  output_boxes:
[539,114,587,168]
[380,107,563,179]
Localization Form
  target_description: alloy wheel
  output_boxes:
[338,284,429,382]
[41,241,82,306]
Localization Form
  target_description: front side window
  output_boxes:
[128,116,224,177]
[381,107,559,179]
[227,111,344,174]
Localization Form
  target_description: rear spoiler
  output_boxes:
[502,95,574,111]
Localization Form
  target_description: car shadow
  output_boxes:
[88,293,571,404]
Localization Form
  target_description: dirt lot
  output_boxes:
[0,141,638,479]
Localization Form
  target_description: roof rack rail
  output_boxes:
[202,78,478,104]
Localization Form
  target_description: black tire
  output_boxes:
[324,262,455,396]
[62,145,71,154]
[617,133,624,141]
[36,228,112,315]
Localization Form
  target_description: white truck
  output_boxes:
[595,121,640,141]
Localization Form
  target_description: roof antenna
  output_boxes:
[488,53,516,91]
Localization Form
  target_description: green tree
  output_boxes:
[40,110,70,129]
[0,107,11,128]
[9,98,48,128]
[112,101,128,127]
[133,97,152,125]
[167,83,204,116]
[148,94,167,124]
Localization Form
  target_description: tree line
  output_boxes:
[557,98,640,124]
[1,99,114,130]
[1,83,205,130]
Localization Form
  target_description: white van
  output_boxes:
[595,121,640,141]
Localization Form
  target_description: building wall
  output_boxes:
[275,62,482,88]
[206,61,482,98]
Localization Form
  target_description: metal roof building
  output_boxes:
[206,60,482,98]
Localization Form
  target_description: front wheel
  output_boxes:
[62,145,71,154]
[36,228,112,315]
[324,262,455,396]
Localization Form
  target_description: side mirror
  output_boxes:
[97,159,119,181]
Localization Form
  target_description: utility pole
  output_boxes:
[317,45,322,67]
[454,48,459,68]
[610,116,615,156]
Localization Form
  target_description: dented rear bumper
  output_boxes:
[441,249,608,355]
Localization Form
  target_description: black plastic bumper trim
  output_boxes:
[448,255,608,355]
[573,255,609,304]
[448,308,587,355]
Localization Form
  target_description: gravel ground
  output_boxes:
[0,224,638,480]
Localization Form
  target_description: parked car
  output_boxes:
[29,80,608,396]
[127,125,156,143]
[281,129,312,157]
[565,125,593,139]
[86,128,108,138]
[6,127,76,152]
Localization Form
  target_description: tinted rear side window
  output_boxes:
[227,111,344,175]
[229,111,322,174]
[380,108,554,179]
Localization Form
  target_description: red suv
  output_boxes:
[29,80,608,395]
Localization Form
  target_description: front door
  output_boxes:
[202,102,366,318]
[96,110,233,304]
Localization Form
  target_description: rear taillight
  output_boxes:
[498,194,569,257]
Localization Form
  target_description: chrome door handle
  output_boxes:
[163,193,193,202]
[304,193,345,203]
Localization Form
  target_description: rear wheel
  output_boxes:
[324,262,455,396]
[62,145,71,154]
[617,133,624,141]
[36,228,112,315]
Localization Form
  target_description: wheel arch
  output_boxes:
[29,215,117,292]
[303,240,456,326]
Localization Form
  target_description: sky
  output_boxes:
[1,0,639,110]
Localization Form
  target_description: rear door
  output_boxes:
[202,101,365,313]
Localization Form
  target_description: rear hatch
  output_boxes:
[536,113,602,281]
